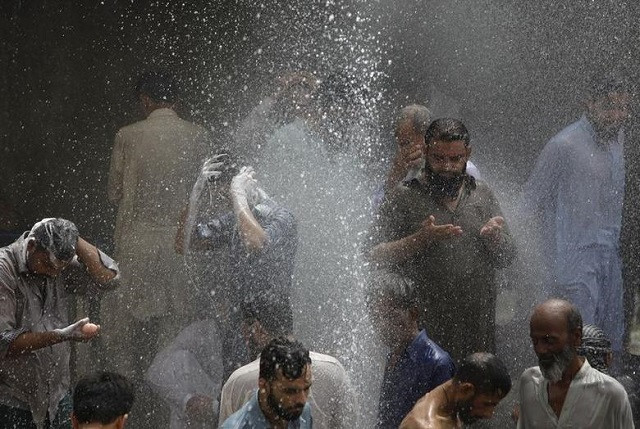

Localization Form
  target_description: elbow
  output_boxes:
[243,232,267,252]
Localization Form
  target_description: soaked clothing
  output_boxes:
[369,176,515,361]
[522,115,625,351]
[517,359,634,428]
[219,352,357,429]
[146,319,224,429]
[0,233,119,428]
[376,330,455,429]
[220,390,312,429]
[197,198,297,310]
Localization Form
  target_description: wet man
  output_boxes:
[517,299,633,428]
[72,372,135,429]
[366,270,455,429]
[368,118,515,361]
[522,73,631,355]
[220,297,357,429]
[220,337,313,429]
[0,218,120,428]
[400,352,511,429]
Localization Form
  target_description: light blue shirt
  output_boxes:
[522,115,625,259]
[220,390,312,429]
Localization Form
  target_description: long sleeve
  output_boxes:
[107,130,126,205]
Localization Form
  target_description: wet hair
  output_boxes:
[240,295,294,338]
[454,353,511,397]
[578,324,611,373]
[72,372,135,425]
[586,71,629,100]
[135,70,178,103]
[424,118,470,147]
[29,218,78,262]
[366,270,417,311]
[394,104,432,137]
[563,301,583,334]
[259,337,311,382]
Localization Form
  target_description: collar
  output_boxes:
[147,107,177,119]
[15,232,31,275]
[406,329,427,363]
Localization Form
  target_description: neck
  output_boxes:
[439,380,458,417]
[555,356,585,386]
[390,327,420,358]
[258,391,290,429]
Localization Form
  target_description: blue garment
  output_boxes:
[220,390,313,429]
[522,115,625,351]
[376,330,455,429]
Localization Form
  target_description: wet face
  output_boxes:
[456,391,503,424]
[396,118,425,149]
[369,296,414,348]
[530,309,579,382]
[425,140,470,178]
[26,242,71,278]
[263,365,312,421]
[586,92,631,139]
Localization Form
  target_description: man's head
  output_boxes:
[585,72,631,139]
[423,118,472,198]
[26,218,78,278]
[240,295,294,357]
[136,70,178,116]
[452,352,512,425]
[258,337,312,422]
[394,104,432,147]
[578,323,612,374]
[366,270,419,348]
[529,299,583,383]
[72,372,135,429]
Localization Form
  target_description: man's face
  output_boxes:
[396,119,425,149]
[587,91,631,138]
[27,243,71,278]
[263,365,312,421]
[456,391,504,425]
[425,140,470,178]
[530,313,579,383]
[369,296,413,348]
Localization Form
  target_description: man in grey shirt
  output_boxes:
[0,218,120,428]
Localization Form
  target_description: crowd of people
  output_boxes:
[0,68,637,428]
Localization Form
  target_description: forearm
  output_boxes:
[234,204,267,251]
[385,160,407,191]
[75,237,117,284]
[369,232,428,265]
[6,330,64,357]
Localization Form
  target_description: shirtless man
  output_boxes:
[400,353,511,429]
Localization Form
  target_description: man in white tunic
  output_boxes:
[517,298,633,428]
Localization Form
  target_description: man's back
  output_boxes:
[219,351,356,429]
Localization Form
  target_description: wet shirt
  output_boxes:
[219,351,357,429]
[376,330,455,429]
[197,198,297,305]
[146,319,224,429]
[517,359,634,428]
[220,390,312,429]
[522,115,625,260]
[0,233,120,428]
[368,177,515,361]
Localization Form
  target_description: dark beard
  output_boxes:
[267,391,304,421]
[424,163,466,199]
[538,344,575,383]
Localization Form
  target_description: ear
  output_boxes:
[258,377,268,392]
[26,239,35,252]
[71,413,79,429]
[117,414,128,429]
[465,145,472,158]
[572,326,582,347]
[458,382,476,400]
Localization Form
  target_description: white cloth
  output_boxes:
[146,319,224,429]
[517,359,634,428]
[219,351,357,429]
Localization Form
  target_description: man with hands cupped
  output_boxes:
[368,118,515,362]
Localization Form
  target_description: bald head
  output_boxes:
[394,104,432,138]
[531,299,583,335]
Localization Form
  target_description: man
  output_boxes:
[0,218,120,428]
[178,156,297,374]
[145,317,223,429]
[103,70,210,389]
[522,73,630,354]
[71,372,135,429]
[220,337,313,429]
[368,118,515,361]
[219,296,357,429]
[400,352,511,429]
[517,299,634,428]
[366,270,455,429]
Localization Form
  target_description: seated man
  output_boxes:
[220,337,313,429]
[400,352,511,429]
[366,270,455,428]
[517,299,633,428]
[145,318,223,428]
[72,372,135,429]
[220,297,356,429]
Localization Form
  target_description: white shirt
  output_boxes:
[219,351,357,429]
[517,359,634,428]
